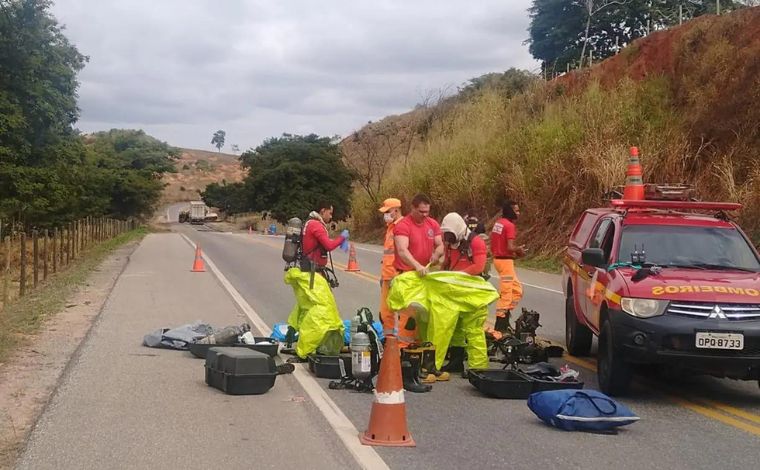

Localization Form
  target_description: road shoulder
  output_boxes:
[0,241,138,469]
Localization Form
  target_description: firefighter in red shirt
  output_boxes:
[393,194,444,349]
[490,200,525,333]
[439,212,490,373]
[378,197,403,337]
[301,202,348,275]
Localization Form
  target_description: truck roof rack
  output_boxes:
[609,199,742,212]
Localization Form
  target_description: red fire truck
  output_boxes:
[563,185,760,395]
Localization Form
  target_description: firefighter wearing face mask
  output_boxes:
[378,198,403,338]
[439,212,490,372]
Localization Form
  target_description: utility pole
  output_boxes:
[717,0,721,15]
[679,4,683,25]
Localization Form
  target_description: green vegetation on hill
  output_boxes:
[349,8,760,254]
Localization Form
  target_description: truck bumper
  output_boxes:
[609,309,760,380]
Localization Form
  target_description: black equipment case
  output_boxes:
[205,347,277,395]
[190,338,279,359]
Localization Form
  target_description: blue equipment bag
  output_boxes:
[343,320,385,345]
[527,389,639,432]
[270,322,298,343]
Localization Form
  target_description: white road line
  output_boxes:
[352,245,383,254]
[522,282,563,295]
[180,234,389,470]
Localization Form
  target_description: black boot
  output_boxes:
[420,344,449,381]
[441,346,465,373]
[401,355,432,393]
[494,310,512,335]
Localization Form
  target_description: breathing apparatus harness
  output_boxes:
[282,216,339,289]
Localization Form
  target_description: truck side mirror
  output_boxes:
[582,248,606,269]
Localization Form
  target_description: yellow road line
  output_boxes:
[242,232,760,436]
[697,400,760,425]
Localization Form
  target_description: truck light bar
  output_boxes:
[610,199,742,211]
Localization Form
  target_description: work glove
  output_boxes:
[339,229,350,252]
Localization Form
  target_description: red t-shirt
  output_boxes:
[445,235,487,275]
[393,215,442,272]
[490,218,516,258]
[302,219,345,267]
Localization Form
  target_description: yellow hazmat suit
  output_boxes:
[284,268,345,359]
[387,271,498,370]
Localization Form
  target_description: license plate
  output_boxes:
[695,332,744,350]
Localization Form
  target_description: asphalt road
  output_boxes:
[174,224,760,470]
[18,223,760,469]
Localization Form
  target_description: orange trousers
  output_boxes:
[380,278,417,348]
[494,259,523,316]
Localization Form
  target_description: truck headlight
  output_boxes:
[620,298,668,318]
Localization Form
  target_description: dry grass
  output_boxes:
[348,7,760,256]
[161,148,246,205]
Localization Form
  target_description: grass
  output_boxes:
[517,256,563,274]
[348,9,760,266]
[0,227,148,362]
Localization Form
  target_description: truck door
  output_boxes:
[580,218,615,330]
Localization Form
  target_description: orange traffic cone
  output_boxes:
[623,146,645,200]
[248,225,252,235]
[359,336,415,447]
[191,244,206,272]
[345,243,360,272]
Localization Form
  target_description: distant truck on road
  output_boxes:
[189,201,208,224]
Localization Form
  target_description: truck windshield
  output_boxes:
[618,225,760,272]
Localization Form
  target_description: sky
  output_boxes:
[51,0,540,153]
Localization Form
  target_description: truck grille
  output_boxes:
[667,302,760,320]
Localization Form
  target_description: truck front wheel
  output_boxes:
[565,289,592,356]
[598,320,633,396]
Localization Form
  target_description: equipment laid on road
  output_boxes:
[467,362,583,399]
[528,389,639,433]
[328,307,383,393]
[308,353,352,379]
[190,336,279,359]
[143,321,214,350]
[205,347,279,395]
[488,309,564,366]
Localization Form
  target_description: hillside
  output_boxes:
[161,148,246,204]
[344,7,760,257]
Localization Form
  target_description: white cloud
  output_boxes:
[53,0,540,151]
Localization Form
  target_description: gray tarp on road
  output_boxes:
[143,321,214,350]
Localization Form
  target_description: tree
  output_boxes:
[211,130,226,152]
[579,1,630,66]
[201,181,247,214]
[231,144,240,153]
[0,0,87,166]
[239,134,354,223]
[527,0,746,74]
[342,121,417,205]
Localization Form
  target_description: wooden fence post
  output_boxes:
[66,224,71,265]
[2,236,9,308]
[20,232,27,297]
[52,228,58,274]
[43,229,48,281]
[33,229,39,289]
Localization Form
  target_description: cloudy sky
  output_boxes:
[52,0,539,152]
